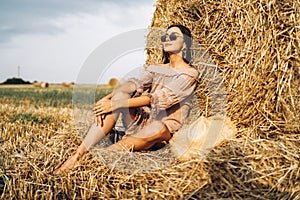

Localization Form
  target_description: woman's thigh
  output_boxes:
[109,121,171,151]
[111,91,136,126]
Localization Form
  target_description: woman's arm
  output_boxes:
[113,81,137,95]
[93,95,150,117]
[95,81,137,105]
[94,68,153,115]
[101,92,113,100]
[118,95,151,109]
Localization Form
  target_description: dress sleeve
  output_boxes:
[149,73,197,111]
[127,68,153,95]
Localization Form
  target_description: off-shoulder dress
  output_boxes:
[123,64,199,136]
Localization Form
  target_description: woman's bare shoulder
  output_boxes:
[178,65,199,78]
[181,63,195,69]
[147,63,168,67]
[149,63,194,69]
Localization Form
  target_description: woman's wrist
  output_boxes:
[112,99,127,110]
[112,96,150,110]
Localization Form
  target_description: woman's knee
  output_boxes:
[137,124,171,145]
[117,135,151,151]
[138,121,171,141]
[153,125,171,142]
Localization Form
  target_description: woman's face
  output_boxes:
[162,27,186,55]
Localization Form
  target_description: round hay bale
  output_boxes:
[61,82,68,87]
[108,78,119,88]
[40,82,49,88]
[148,0,300,133]
[32,82,42,88]
[146,0,300,199]
[61,82,75,88]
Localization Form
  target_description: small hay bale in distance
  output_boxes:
[108,78,119,88]
[32,82,49,88]
[32,82,42,88]
[40,82,49,88]
[61,82,68,87]
[61,82,74,88]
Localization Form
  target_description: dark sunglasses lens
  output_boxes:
[169,33,178,41]
[161,35,167,42]
[161,33,181,42]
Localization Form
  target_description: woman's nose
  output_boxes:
[165,35,170,41]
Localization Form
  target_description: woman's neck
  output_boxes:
[168,53,186,68]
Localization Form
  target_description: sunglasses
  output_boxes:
[160,32,183,42]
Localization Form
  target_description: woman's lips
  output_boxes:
[164,43,172,47]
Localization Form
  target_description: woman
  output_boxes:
[53,24,199,175]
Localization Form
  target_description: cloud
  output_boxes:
[0,0,154,43]
[0,0,156,83]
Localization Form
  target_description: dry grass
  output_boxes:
[1,0,300,199]
[0,102,299,199]
[0,103,210,199]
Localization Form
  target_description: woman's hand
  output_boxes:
[93,99,114,116]
[95,93,112,105]
[94,98,124,115]
[93,99,124,127]
[94,99,114,127]
[93,93,114,115]
[93,93,123,126]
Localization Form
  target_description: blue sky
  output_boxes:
[0,0,156,83]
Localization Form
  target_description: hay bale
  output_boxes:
[148,0,300,134]
[145,0,300,198]
[40,82,49,88]
[32,82,42,88]
[61,82,74,88]
[33,82,49,88]
[108,78,119,88]
[61,82,68,87]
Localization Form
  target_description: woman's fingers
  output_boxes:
[94,108,105,116]
[93,106,101,115]
[93,106,103,116]
[95,99,105,106]
[93,102,112,115]
[97,114,106,127]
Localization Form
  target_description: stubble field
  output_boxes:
[0,84,299,199]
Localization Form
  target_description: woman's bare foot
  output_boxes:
[52,152,82,175]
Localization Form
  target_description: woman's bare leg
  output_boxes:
[52,112,118,175]
[53,92,134,175]
[108,121,171,151]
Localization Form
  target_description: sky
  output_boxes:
[0,0,157,84]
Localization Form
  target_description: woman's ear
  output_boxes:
[181,43,187,52]
[182,43,187,51]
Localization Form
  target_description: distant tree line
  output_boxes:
[1,77,31,84]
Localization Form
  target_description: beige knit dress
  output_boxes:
[124,65,199,136]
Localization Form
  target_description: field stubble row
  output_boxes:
[0,84,299,199]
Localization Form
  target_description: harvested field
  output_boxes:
[0,99,299,199]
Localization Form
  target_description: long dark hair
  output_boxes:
[162,24,192,64]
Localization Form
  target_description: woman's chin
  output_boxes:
[164,49,182,55]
